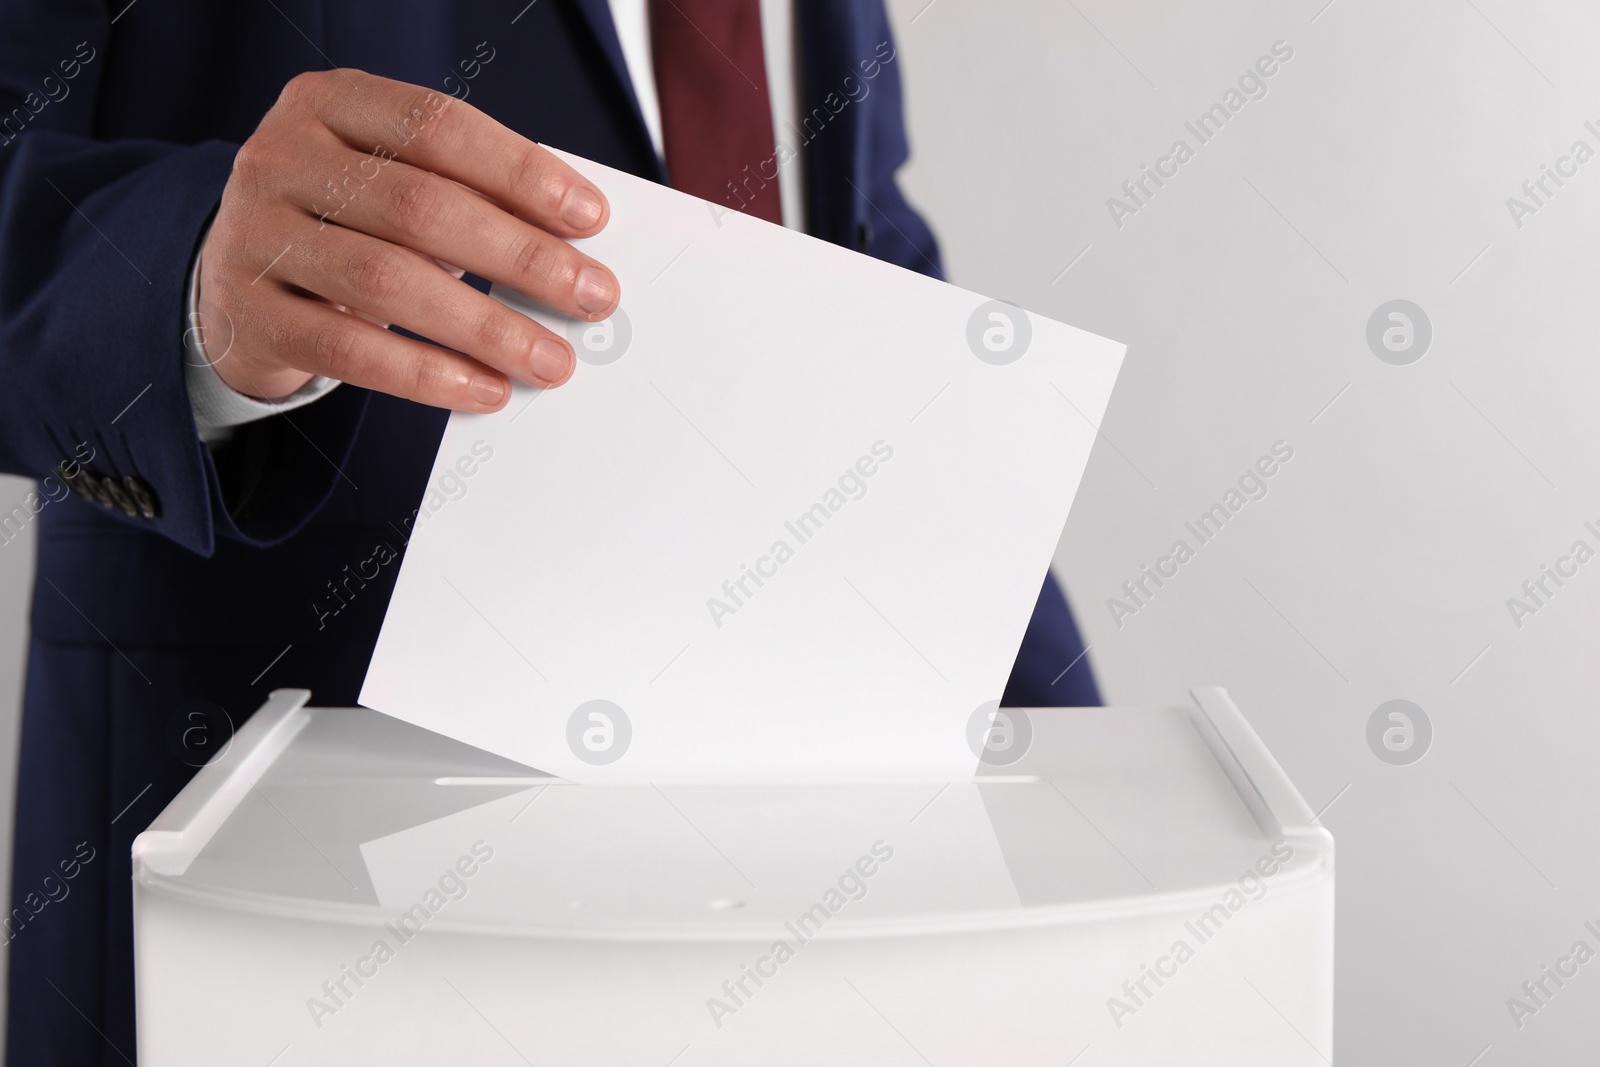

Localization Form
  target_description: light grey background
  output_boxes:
[2,0,1597,1061]
[884,0,1600,1063]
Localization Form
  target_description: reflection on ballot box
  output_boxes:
[133,688,1333,1065]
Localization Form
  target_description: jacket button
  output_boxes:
[86,469,117,511]
[59,463,96,502]
[75,468,107,507]
[124,476,159,520]
[102,475,138,518]
[855,220,874,251]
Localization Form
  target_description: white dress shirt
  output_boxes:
[186,0,800,442]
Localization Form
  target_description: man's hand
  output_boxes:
[195,68,620,411]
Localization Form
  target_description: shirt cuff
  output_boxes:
[183,235,340,445]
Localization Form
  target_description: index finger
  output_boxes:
[293,69,610,238]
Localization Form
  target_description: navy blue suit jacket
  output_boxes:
[0,1,1097,1061]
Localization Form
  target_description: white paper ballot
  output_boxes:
[360,149,1125,783]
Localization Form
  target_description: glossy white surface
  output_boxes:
[134,690,1333,1065]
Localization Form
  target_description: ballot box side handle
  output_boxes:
[1188,686,1332,853]
[131,688,316,879]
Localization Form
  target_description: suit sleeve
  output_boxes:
[0,9,366,556]
[853,17,944,280]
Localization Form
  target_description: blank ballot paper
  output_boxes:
[359,149,1127,783]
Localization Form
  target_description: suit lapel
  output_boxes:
[795,0,867,247]
[565,0,665,181]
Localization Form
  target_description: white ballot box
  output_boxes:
[133,688,1333,1066]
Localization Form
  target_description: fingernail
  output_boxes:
[469,373,506,406]
[560,186,605,230]
[574,266,617,315]
[530,337,571,383]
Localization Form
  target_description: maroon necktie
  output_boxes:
[649,0,784,224]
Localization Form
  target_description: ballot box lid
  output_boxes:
[133,688,1331,939]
